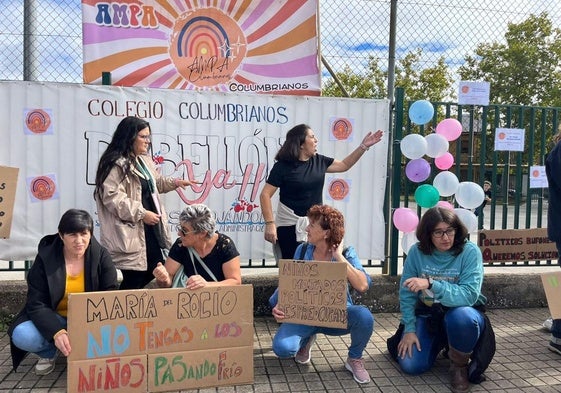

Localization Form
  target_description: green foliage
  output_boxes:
[459,13,561,107]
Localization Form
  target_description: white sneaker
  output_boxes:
[543,317,553,332]
[35,352,58,375]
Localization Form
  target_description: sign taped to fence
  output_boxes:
[67,285,254,392]
[478,228,558,263]
[0,166,19,239]
[541,272,561,319]
[277,259,347,329]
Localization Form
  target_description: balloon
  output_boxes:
[454,208,478,233]
[400,134,427,159]
[437,200,454,210]
[405,158,431,183]
[432,171,459,197]
[408,100,434,125]
[425,133,449,158]
[436,118,463,141]
[401,231,419,254]
[393,207,419,232]
[455,181,485,209]
[414,184,440,208]
[435,152,454,170]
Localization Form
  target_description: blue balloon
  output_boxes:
[408,100,434,125]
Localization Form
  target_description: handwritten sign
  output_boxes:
[0,166,19,239]
[67,285,254,393]
[278,259,347,329]
[541,271,561,319]
[478,228,558,263]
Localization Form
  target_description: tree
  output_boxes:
[458,13,561,107]
[322,49,455,103]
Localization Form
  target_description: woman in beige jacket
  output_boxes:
[94,116,193,289]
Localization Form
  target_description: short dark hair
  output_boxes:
[58,209,94,235]
[415,207,468,255]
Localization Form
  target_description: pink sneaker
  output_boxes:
[345,357,370,384]
[294,335,316,364]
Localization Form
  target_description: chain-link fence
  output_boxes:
[1,0,560,86]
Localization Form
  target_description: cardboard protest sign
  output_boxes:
[278,259,347,329]
[67,285,254,392]
[0,166,19,239]
[541,272,561,319]
[478,228,558,263]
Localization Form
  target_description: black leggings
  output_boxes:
[119,225,164,290]
[276,225,302,259]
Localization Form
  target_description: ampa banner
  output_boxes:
[82,0,321,95]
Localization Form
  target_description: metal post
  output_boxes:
[23,0,39,81]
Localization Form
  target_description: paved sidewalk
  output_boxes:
[1,308,561,392]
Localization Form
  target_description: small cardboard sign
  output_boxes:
[67,285,254,392]
[278,259,347,329]
[478,228,558,263]
[541,272,561,319]
[0,166,19,239]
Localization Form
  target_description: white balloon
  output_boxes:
[432,171,459,197]
[455,181,485,209]
[400,134,428,159]
[401,231,419,254]
[425,133,450,158]
[454,208,478,233]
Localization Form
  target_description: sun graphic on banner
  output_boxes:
[82,0,320,94]
[169,9,247,87]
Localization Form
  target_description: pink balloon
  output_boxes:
[436,118,463,141]
[393,207,419,232]
[437,200,454,210]
[405,158,431,183]
[435,152,454,170]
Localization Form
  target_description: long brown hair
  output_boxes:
[416,207,468,255]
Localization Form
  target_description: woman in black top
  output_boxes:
[260,123,383,260]
[152,204,241,289]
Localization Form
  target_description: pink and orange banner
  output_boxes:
[82,0,321,95]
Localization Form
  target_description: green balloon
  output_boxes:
[414,184,440,208]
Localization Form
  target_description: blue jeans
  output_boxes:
[553,241,561,339]
[11,314,67,359]
[398,306,485,375]
[272,305,374,359]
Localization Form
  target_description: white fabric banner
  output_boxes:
[0,81,389,261]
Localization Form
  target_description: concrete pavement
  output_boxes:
[1,307,561,392]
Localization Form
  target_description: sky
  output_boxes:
[1,0,560,88]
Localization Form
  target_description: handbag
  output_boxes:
[171,247,217,288]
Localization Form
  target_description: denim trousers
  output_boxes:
[11,314,67,359]
[553,242,561,340]
[272,304,374,360]
[398,306,485,375]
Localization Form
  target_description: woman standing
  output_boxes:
[8,209,117,375]
[94,116,193,289]
[152,204,241,289]
[260,124,383,260]
[269,204,374,384]
[396,207,491,393]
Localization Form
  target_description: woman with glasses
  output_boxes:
[152,204,241,289]
[395,206,491,393]
[94,116,193,290]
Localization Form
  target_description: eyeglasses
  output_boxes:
[137,134,152,141]
[432,228,456,238]
[176,225,196,236]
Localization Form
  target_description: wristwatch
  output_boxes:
[427,277,434,290]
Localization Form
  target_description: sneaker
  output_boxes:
[345,357,370,384]
[35,353,57,376]
[543,317,554,332]
[294,335,316,364]
[548,341,561,355]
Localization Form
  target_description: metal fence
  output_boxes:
[2,1,560,85]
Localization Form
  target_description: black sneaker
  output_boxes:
[548,341,561,355]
